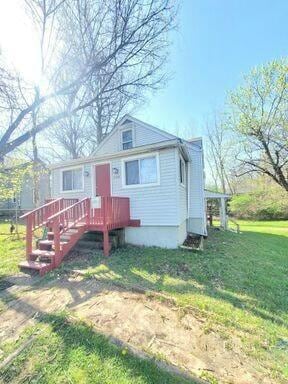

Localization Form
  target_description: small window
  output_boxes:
[179,158,185,185]
[122,129,133,150]
[125,156,158,186]
[62,168,83,191]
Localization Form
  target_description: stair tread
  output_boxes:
[39,240,68,245]
[31,249,55,256]
[19,260,50,270]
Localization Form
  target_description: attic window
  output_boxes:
[122,129,133,150]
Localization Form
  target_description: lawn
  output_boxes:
[0,313,192,384]
[60,220,288,382]
[0,221,26,284]
[0,220,287,383]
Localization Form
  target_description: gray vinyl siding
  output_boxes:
[111,148,179,226]
[51,163,92,200]
[50,142,207,236]
[186,140,206,235]
[132,122,171,147]
[176,151,187,225]
[96,129,119,156]
[51,148,180,227]
[96,121,171,156]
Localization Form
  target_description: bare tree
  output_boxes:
[52,109,93,158]
[0,0,176,159]
[205,113,235,194]
[52,70,134,158]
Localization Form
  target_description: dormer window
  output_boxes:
[122,129,133,150]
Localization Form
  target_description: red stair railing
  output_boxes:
[21,198,62,258]
[46,198,91,266]
[20,198,79,259]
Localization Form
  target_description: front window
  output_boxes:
[122,129,133,150]
[125,156,158,186]
[62,168,83,191]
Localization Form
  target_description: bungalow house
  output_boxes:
[19,115,207,275]
[51,115,207,247]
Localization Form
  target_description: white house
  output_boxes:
[49,115,207,248]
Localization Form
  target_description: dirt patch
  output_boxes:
[0,275,274,384]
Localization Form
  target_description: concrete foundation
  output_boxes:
[125,223,187,249]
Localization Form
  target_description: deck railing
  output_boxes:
[91,196,130,229]
[104,196,130,229]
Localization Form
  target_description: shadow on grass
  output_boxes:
[56,229,288,328]
[0,291,198,384]
[1,228,287,382]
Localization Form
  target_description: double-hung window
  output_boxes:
[62,167,83,191]
[122,129,133,150]
[124,155,158,186]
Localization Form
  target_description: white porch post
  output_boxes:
[220,197,227,230]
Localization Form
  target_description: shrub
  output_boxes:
[230,187,288,220]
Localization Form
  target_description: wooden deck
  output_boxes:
[19,197,140,275]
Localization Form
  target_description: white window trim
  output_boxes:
[60,165,84,193]
[179,154,186,187]
[121,152,160,189]
[120,126,135,151]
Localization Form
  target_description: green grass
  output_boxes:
[236,219,288,235]
[59,220,288,382]
[0,222,26,282]
[0,312,192,384]
[1,220,288,382]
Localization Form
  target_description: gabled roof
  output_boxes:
[93,114,178,155]
[50,138,186,170]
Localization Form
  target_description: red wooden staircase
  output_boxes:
[19,197,140,276]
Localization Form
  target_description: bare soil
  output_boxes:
[0,274,274,384]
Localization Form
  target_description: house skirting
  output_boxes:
[187,217,207,236]
[125,221,187,249]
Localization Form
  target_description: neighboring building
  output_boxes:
[49,115,206,248]
[0,170,50,214]
[19,172,51,210]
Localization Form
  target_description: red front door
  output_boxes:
[95,164,111,196]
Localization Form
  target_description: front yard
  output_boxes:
[0,222,25,284]
[0,220,287,383]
